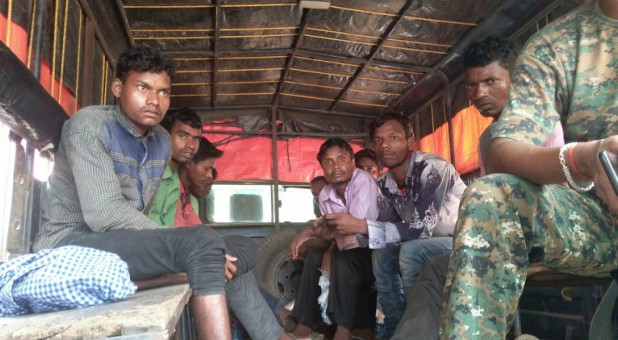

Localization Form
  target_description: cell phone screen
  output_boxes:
[599,150,618,196]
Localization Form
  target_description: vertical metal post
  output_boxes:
[444,90,456,168]
[271,106,280,232]
[29,0,46,79]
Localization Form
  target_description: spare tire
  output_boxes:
[253,225,306,303]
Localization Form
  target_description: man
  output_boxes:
[310,176,328,218]
[289,138,379,340]
[323,112,466,339]
[150,116,289,340]
[441,1,618,337]
[466,37,564,176]
[149,107,202,227]
[275,175,330,335]
[393,36,567,340]
[183,138,222,201]
[33,47,230,339]
[354,148,382,180]
[391,36,519,340]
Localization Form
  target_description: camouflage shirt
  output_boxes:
[494,0,618,144]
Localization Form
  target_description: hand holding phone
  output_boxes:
[598,150,618,196]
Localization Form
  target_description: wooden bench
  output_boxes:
[0,284,192,339]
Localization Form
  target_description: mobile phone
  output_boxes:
[599,150,618,196]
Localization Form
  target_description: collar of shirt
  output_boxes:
[320,168,365,210]
[380,151,419,196]
[112,105,157,140]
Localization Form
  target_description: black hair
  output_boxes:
[160,107,202,132]
[192,137,223,164]
[368,111,415,140]
[317,138,354,163]
[310,175,327,184]
[463,36,518,73]
[115,46,176,82]
[354,148,381,169]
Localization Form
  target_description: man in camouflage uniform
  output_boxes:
[440,0,618,338]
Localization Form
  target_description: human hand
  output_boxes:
[290,227,312,260]
[591,137,618,212]
[224,254,237,281]
[321,213,368,235]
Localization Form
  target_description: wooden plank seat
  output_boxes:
[0,284,191,339]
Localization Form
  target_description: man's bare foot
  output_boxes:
[278,306,297,332]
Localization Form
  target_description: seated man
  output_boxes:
[149,110,289,340]
[289,138,380,340]
[320,112,466,339]
[33,46,230,339]
[354,148,382,180]
[441,0,618,337]
[392,35,520,340]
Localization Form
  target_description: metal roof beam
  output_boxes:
[272,9,312,105]
[328,0,414,111]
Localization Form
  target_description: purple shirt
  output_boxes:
[319,168,379,250]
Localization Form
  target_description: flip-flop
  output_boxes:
[284,331,312,340]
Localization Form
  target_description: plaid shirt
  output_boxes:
[33,105,171,251]
[0,246,136,316]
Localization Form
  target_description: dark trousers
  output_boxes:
[58,226,228,295]
[392,253,450,340]
[328,247,376,330]
[291,247,328,327]
[291,246,376,331]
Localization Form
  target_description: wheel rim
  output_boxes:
[275,256,303,302]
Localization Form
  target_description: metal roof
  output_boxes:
[95,0,571,137]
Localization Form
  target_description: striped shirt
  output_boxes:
[33,105,171,251]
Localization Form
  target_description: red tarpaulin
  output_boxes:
[204,125,361,183]
[418,105,492,175]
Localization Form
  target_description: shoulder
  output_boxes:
[521,2,595,61]
[63,105,116,135]
[318,184,334,203]
[413,151,450,166]
[412,151,458,177]
[351,168,376,185]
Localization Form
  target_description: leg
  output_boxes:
[371,246,404,339]
[291,247,328,337]
[226,272,284,339]
[441,174,618,339]
[222,235,257,274]
[192,294,231,340]
[222,236,284,339]
[58,226,231,339]
[399,237,452,294]
[329,248,376,335]
[392,253,450,340]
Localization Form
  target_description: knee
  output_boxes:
[372,248,400,279]
[400,238,452,266]
[461,173,529,204]
[185,226,226,255]
[222,235,258,274]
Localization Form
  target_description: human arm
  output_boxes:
[361,157,458,248]
[488,137,618,212]
[289,224,332,260]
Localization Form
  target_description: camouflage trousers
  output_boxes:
[439,174,618,339]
